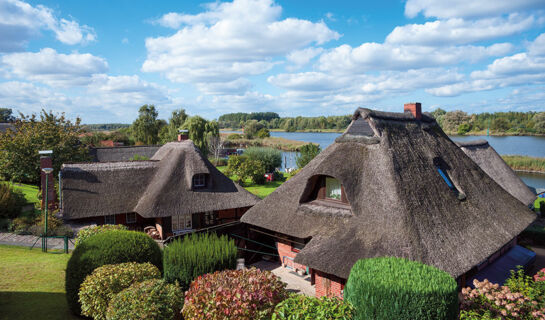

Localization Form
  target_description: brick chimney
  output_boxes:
[177,129,189,142]
[40,155,57,210]
[404,102,422,120]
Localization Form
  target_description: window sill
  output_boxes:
[309,199,351,210]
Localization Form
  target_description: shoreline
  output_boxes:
[514,169,545,175]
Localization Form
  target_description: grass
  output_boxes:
[2,181,39,204]
[220,133,309,151]
[0,244,79,320]
[217,166,289,199]
[501,155,545,173]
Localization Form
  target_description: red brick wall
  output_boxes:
[276,239,308,272]
[314,270,345,299]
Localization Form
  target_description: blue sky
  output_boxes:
[0,0,544,123]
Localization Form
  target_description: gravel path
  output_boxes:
[0,232,74,251]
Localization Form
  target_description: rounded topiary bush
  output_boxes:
[75,224,128,247]
[182,267,288,320]
[272,293,355,320]
[345,257,458,320]
[164,232,237,290]
[79,262,161,320]
[65,230,162,315]
[106,279,183,320]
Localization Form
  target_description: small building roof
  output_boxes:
[241,107,536,280]
[61,141,259,219]
[456,139,536,206]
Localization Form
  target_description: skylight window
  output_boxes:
[436,167,454,189]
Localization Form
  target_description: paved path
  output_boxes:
[252,260,315,296]
[0,232,74,251]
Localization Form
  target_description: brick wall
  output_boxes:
[314,270,345,299]
[276,239,308,272]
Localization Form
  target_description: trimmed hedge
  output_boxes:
[106,279,183,320]
[75,224,128,247]
[65,230,162,315]
[79,262,161,320]
[163,232,237,290]
[272,294,354,320]
[345,257,458,320]
[182,268,288,320]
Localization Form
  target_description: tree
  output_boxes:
[131,105,161,145]
[457,123,471,135]
[491,118,510,132]
[296,144,321,169]
[159,109,188,143]
[0,108,15,123]
[182,116,219,157]
[226,155,265,185]
[207,136,224,165]
[441,111,470,133]
[534,112,545,134]
[243,120,264,139]
[0,110,90,184]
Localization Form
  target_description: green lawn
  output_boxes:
[3,181,39,204]
[0,245,79,320]
[217,166,288,199]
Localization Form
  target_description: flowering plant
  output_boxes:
[534,269,545,282]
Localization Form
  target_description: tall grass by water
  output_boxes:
[502,155,545,173]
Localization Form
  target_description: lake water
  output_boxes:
[268,131,545,190]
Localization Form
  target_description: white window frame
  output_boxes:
[126,212,136,224]
[204,211,216,226]
[325,177,342,200]
[193,174,207,188]
[172,213,192,233]
[104,215,116,225]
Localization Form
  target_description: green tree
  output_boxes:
[131,105,162,145]
[243,120,265,139]
[296,144,321,169]
[533,112,545,134]
[226,155,265,185]
[159,108,188,143]
[457,123,471,135]
[0,108,15,123]
[182,116,219,157]
[491,118,510,132]
[441,111,470,133]
[0,110,90,184]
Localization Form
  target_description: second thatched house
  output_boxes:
[241,103,536,298]
[61,140,259,239]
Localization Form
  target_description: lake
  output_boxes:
[269,131,545,190]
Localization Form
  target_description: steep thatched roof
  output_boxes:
[90,145,160,162]
[456,139,536,206]
[62,141,259,219]
[241,108,536,280]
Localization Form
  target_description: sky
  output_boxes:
[0,0,544,123]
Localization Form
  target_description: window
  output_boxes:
[325,177,342,200]
[126,213,136,224]
[172,213,192,232]
[292,241,304,253]
[204,211,217,226]
[192,174,207,189]
[104,215,115,225]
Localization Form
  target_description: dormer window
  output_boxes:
[192,174,207,189]
[301,175,349,205]
[434,157,466,200]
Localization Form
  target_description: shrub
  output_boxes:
[0,183,27,219]
[183,268,288,320]
[256,128,270,138]
[461,279,545,319]
[296,143,321,169]
[226,155,266,185]
[244,147,282,172]
[65,230,162,315]
[9,215,34,234]
[345,257,458,320]
[106,279,183,320]
[79,262,161,320]
[164,232,237,290]
[227,133,242,140]
[272,294,354,320]
[75,224,128,247]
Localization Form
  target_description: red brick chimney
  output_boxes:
[40,155,57,210]
[177,129,189,142]
[404,102,422,120]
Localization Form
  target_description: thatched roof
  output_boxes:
[455,139,536,206]
[241,108,536,280]
[62,141,259,219]
[90,145,160,162]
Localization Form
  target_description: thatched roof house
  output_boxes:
[241,104,536,297]
[62,141,259,239]
[456,139,536,206]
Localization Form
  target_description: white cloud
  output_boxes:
[386,14,536,46]
[143,0,339,94]
[268,72,349,92]
[0,0,96,51]
[405,0,544,19]
[317,42,512,74]
[1,48,108,86]
[286,47,323,70]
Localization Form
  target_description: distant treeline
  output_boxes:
[219,112,351,132]
[219,110,545,135]
[83,123,130,131]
